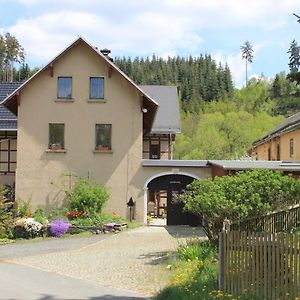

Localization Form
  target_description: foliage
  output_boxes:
[17,199,32,218]
[66,178,109,214]
[115,54,234,111]
[49,219,70,237]
[156,239,262,300]
[180,170,300,241]
[241,40,254,86]
[156,240,219,300]
[177,239,217,262]
[32,208,48,225]
[0,186,14,238]
[0,32,25,82]
[174,110,284,160]
[3,184,15,201]
[47,207,69,221]
[69,211,123,227]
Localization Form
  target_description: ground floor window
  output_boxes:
[49,123,65,150]
[95,124,112,150]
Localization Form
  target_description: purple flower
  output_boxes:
[50,219,70,237]
[106,222,116,228]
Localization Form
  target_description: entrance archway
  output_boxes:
[145,173,201,225]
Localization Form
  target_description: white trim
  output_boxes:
[143,171,200,224]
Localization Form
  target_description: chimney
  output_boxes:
[100,48,113,62]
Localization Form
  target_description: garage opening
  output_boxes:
[146,174,201,226]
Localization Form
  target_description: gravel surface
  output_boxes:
[5,226,207,296]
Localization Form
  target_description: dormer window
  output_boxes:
[58,77,72,99]
[90,77,104,99]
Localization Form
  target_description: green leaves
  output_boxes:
[180,170,300,240]
[174,110,284,160]
[66,178,110,215]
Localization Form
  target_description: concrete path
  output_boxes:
[0,235,109,260]
[1,225,207,298]
[0,261,148,300]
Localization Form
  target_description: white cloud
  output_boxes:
[213,51,248,88]
[2,0,300,84]
[8,10,204,64]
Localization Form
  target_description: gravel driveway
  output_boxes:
[4,226,207,296]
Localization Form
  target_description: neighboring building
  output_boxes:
[252,112,300,161]
[0,83,20,185]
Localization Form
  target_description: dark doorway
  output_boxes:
[147,174,201,225]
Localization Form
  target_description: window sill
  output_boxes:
[87,99,106,103]
[46,149,67,153]
[93,149,113,154]
[55,98,74,102]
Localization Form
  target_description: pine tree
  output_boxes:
[287,39,300,85]
[288,39,300,71]
[241,41,254,87]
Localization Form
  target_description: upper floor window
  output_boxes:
[58,77,72,99]
[290,138,294,158]
[95,124,111,150]
[49,123,64,150]
[90,77,104,99]
[150,144,160,159]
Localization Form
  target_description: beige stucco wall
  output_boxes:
[253,129,300,161]
[16,41,144,219]
[280,130,300,160]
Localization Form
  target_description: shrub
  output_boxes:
[33,208,48,225]
[17,199,32,217]
[49,219,70,237]
[0,186,14,238]
[180,169,300,240]
[66,178,109,214]
[48,207,69,221]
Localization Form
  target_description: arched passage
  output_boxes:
[145,172,201,225]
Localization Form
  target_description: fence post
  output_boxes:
[219,231,225,291]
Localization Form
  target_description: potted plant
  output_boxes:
[50,143,63,150]
[96,145,110,151]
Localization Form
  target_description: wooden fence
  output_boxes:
[230,204,300,233]
[219,231,300,299]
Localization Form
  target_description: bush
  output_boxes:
[180,170,300,240]
[0,186,14,238]
[33,208,48,225]
[17,199,32,217]
[49,219,70,237]
[66,178,109,214]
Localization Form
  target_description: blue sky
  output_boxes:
[1,0,300,87]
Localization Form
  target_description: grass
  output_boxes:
[0,238,15,245]
[155,239,260,300]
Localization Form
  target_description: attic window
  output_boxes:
[90,77,104,99]
[58,77,72,99]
